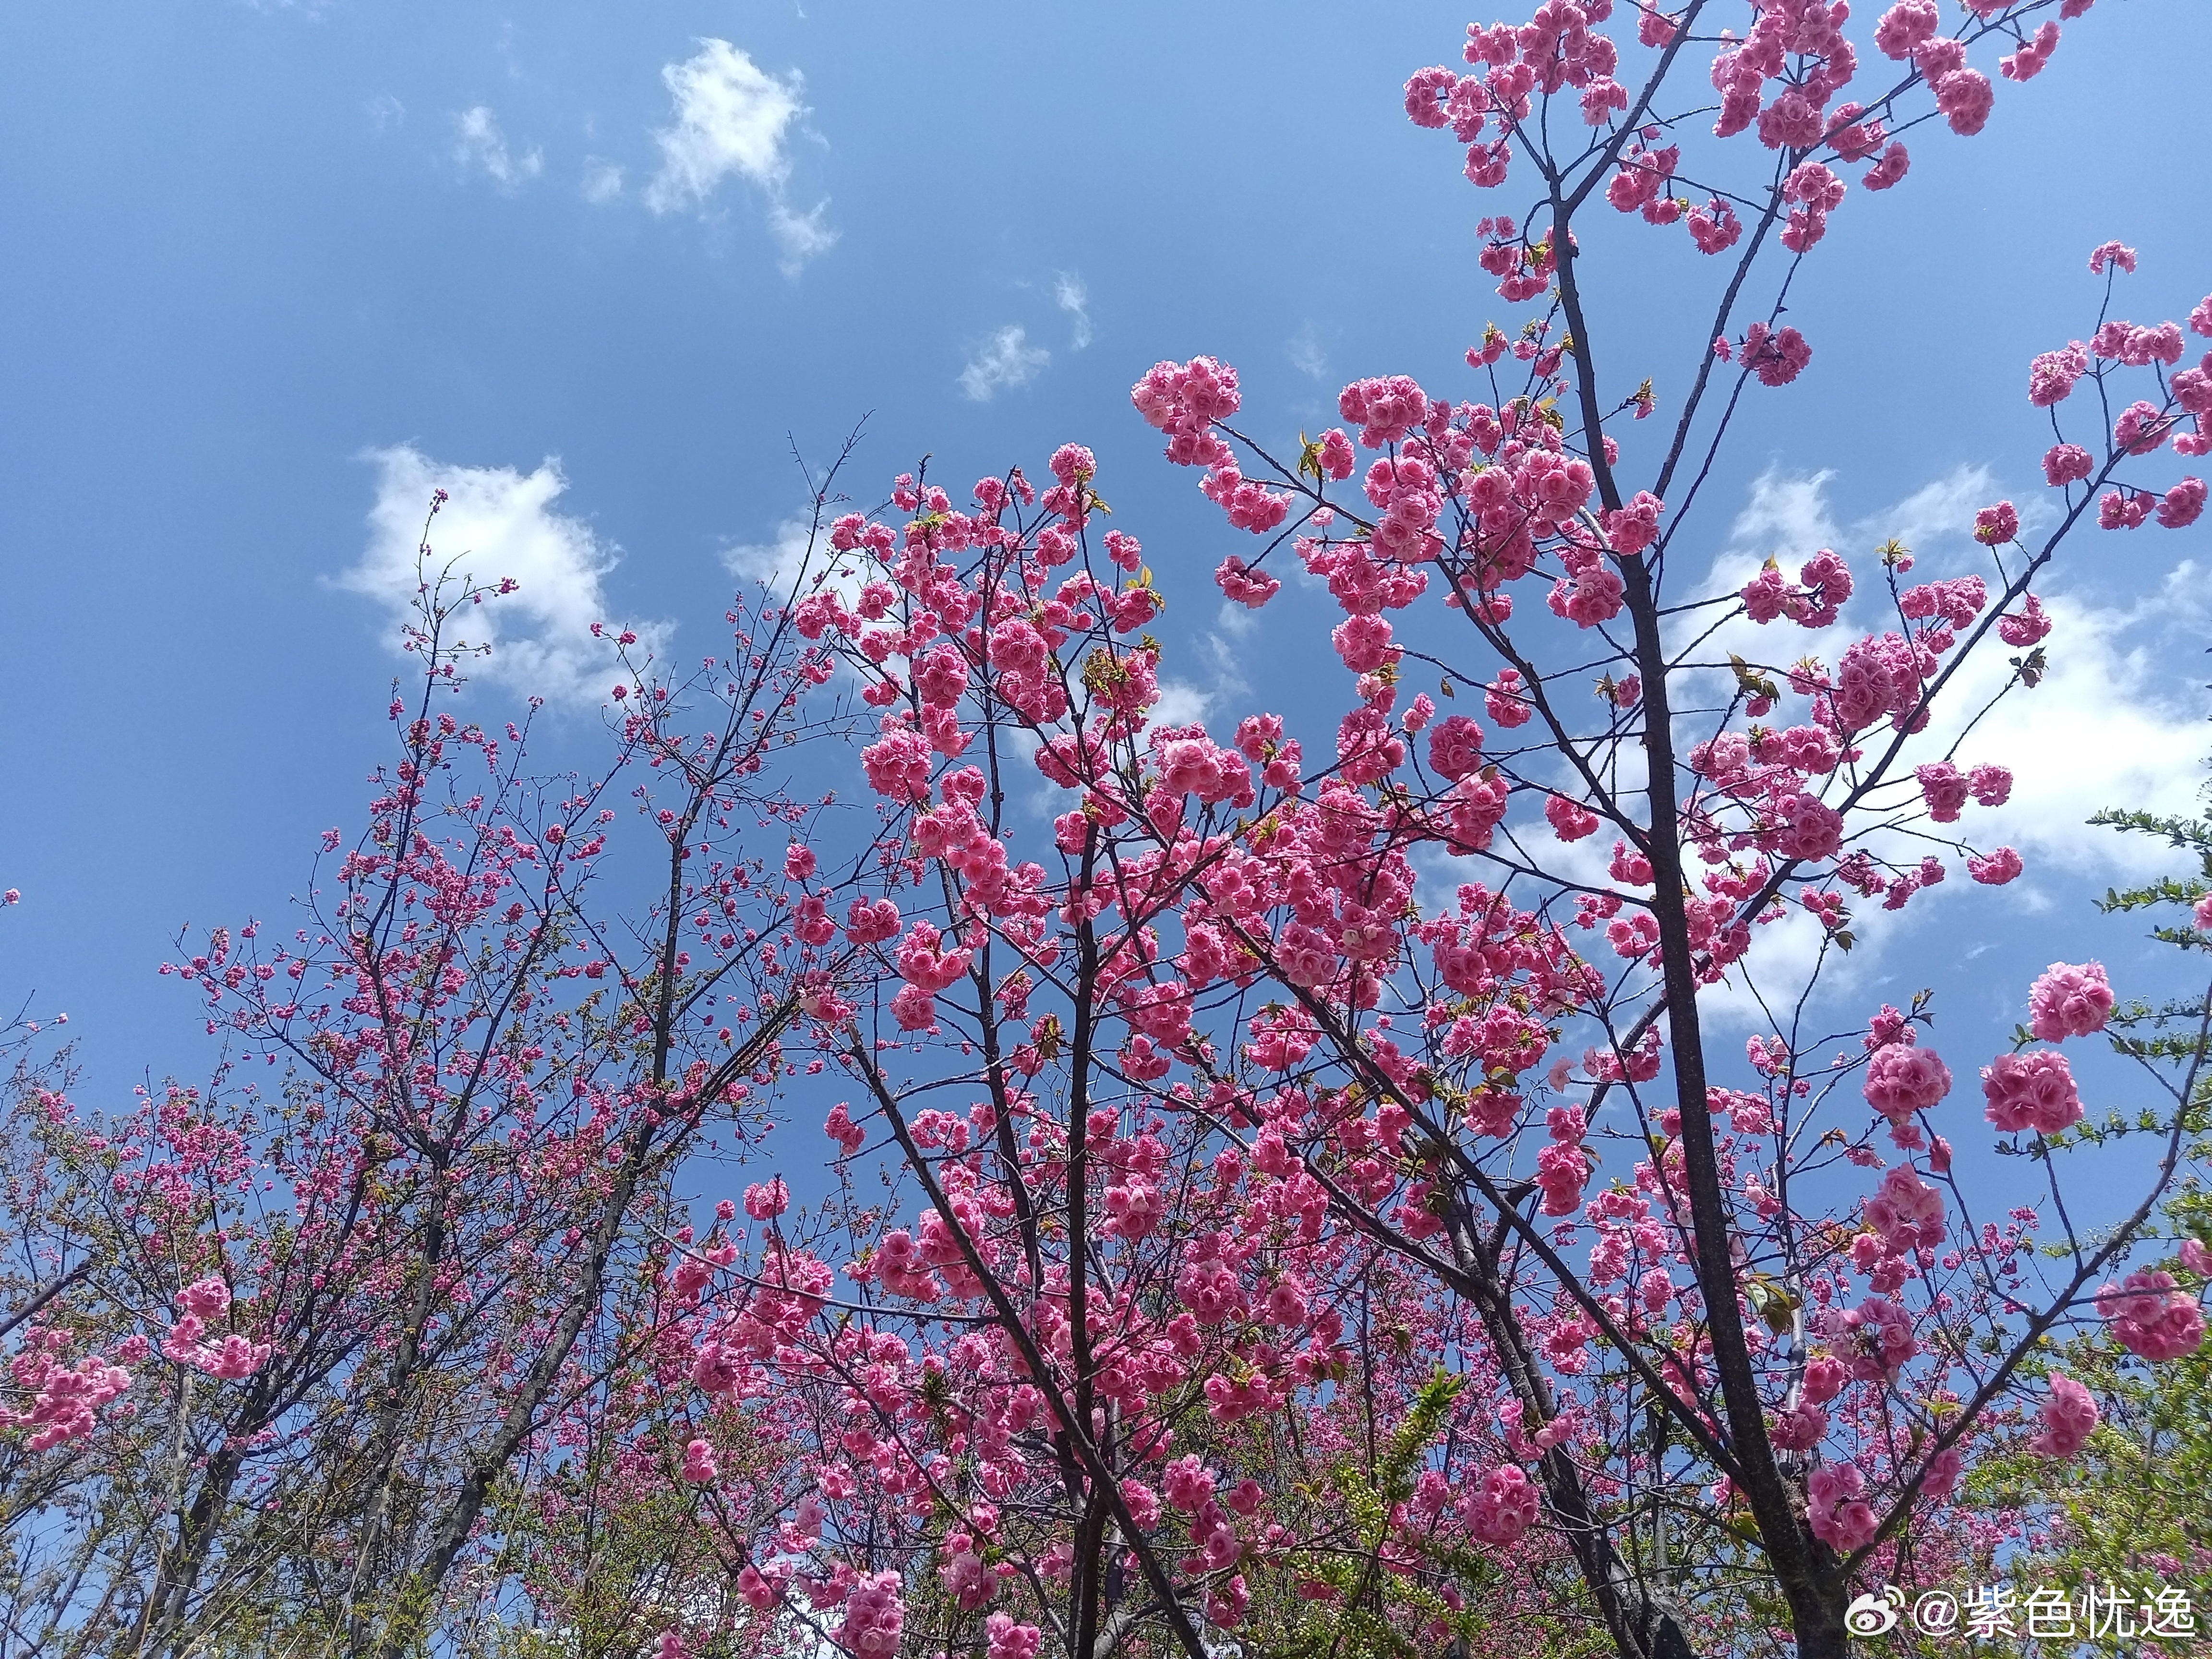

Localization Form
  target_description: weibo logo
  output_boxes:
[1845,1587,1906,1636]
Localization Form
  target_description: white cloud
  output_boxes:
[1855,462,2062,568]
[648,40,799,205]
[1935,586,2203,873]
[1701,907,1849,1030]
[723,515,857,608]
[1697,468,2202,868]
[645,39,835,272]
[1151,680,1214,730]
[725,514,908,706]
[580,157,624,204]
[1699,462,2050,604]
[1671,467,2210,1025]
[1680,466,1847,683]
[1055,273,1092,349]
[1287,322,1328,381]
[1215,601,1260,641]
[959,326,1049,402]
[1719,466,1840,570]
[340,446,662,706]
[452,106,541,190]
[1863,464,1993,558]
[365,95,405,133]
[768,201,839,275]
[1198,618,1252,705]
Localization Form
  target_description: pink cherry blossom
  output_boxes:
[2089,240,2138,275]
[2096,1271,2207,1360]
[1545,794,1600,842]
[837,1572,906,1658]
[2159,477,2207,528]
[1967,846,2024,885]
[2027,961,2114,1041]
[1997,594,2051,647]
[1426,714,1487,779]
[2043,443,2094,486]
[1807,1464,1877,1551]
[1972,501,2018,544]
[1741,322,1812,386]
[2029,1373,2100,1458]
[1466,1464,1540,1544]
[680,1438,719,1484]
[1981,1049,2082,1135]
[1864,1164,1946,1253]
[744,1178,791,1221]
[1863,1039,1952,1118]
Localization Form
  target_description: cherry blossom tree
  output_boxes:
[0,495,873,1659]
[639,457,1601,1659]
[685,4,2212,1658]
[7,7,2210,1659]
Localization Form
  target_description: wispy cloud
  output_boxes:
[725,516,892,699]
[341,446,662,706]
[452,106,541,191]
[1722,466,1840,568]
[1863,464,1994,557]
[580,157,624,204]
[365,95,405,134]
[646,39,835,274]
[959,326,1049,402]
[724,515,843,602]
[768,201,838,272]
[1287,322,1328,381]
[1055,273,1093,349]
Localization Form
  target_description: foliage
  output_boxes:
[1966,805,2212,1656]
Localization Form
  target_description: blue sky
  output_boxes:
[5,0,2212,1169]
